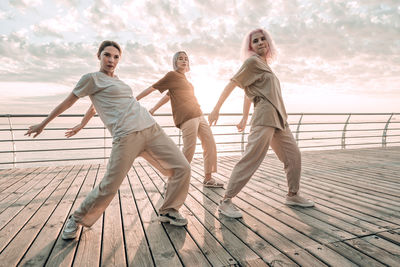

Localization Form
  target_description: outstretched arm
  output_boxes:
[208,81,237,126]
[136,86,157,101]
[25,92,79,138]
[65,104,96,138]
[149,94,170,115]
[236,95,251,132]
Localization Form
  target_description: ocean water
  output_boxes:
[1,113,399,169]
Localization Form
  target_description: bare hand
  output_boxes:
[25,124,44,138]
[65,125,83,138]
[236,117,248,132]
[208,109,219,126]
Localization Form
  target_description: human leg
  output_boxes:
[197,116,222,187]
[143,124,191,217]
[219,126,275,218]
[73,131,146,227]
[270,126,313,207]
[180,117,199,163]
[224,126,275,199]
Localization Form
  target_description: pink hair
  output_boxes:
[240,28,277,63]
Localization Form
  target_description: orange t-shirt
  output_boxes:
[152,71,203,128]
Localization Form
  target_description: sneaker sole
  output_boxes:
[285,201,314,208]
[218,207,243,218]
[159,217,187,226]
[62,231,78,240]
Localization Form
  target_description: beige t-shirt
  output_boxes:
[231,55,288,130]
[72,72,155,138]
[152,71,203,128]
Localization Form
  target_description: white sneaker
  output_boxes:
[218,198,242,218]
[62,215,80,240]
[159,210,188,226]
[285,193,314,207]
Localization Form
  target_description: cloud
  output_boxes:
[31,11,81,38]
[0,0,399,114]
[9,0,42,9]
[83,0,128,37]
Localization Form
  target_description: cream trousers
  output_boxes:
[180,116,217,174]
[225,125,301,198]
[73,123,190,227]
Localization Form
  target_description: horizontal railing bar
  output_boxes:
[1,112,399,118]
[297,128,400,133]
[298,141,400,149]
[298,134,400,141]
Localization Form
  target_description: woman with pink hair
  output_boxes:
[209,28,314,218]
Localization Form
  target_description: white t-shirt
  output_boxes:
[72,72,155,138]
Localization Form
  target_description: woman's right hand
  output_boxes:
[65,124,83,138]
[25,123,45,138]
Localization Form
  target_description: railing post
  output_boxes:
[178,128,182,150]
[341,114,352,149]
[7,115,16,168]
[241,129,245,153]
[295,114,303,145]
[104,126,106,164]
[382,113,393,148]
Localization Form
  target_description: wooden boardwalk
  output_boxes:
[0,147,399,266]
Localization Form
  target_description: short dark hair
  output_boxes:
[97,40,122,58]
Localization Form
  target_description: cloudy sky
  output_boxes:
[0,0,399,114]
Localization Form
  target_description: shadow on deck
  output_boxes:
[0,147,399,266]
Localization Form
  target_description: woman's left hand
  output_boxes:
[236,117,248,132]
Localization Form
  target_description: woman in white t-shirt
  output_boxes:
[25,41,191,240]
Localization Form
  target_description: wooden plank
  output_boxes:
[0,166,71,252]
[0,167,40,192]
[72,165,105,267]
[188,163,331,266]
[247,158,400,226]
[218,162,385,237]
[0,165,80,265]
[361,235,400,258]
[215,161,357,243]
[136,162,212,267]
[101,179,127,266]
[141,163,245,266]
[16,165,93,266]
[301,150,400,190]
[0,167,63,228]
[259,153,400,209]
[299,158,400,203]
[128,163,182,267]
[376,229,400,245]
[326,241,386,266]
[119,168,154,267]
[0,168,17,179]
[46,164,101,266]
[345,236,400,266]
[0,167,49,210]
[249,171,399,230]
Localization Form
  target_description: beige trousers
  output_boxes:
[225,125,301,199]
[180,116,217,174]
[73,123,190,227]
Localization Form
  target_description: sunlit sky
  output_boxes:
[0,0,399,115]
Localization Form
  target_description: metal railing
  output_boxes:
[1,113,399,169]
